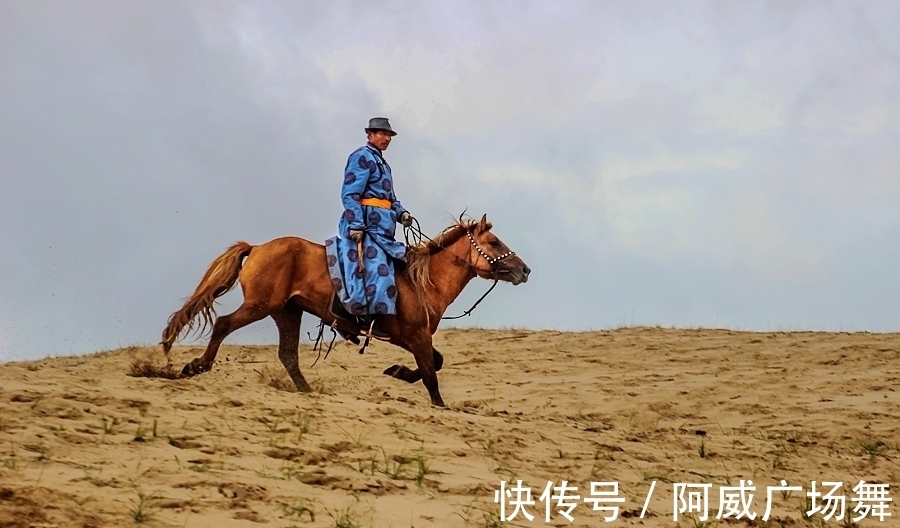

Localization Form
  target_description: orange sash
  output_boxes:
[359,197,392,208]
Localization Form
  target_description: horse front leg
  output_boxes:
[383,347,443,384]
[413,340,444,407]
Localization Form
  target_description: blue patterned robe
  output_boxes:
[325,143,408,315]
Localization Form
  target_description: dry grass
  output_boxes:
[256,364,297,392]
[127,358,181,379]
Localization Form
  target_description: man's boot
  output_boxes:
[359,314,389,339]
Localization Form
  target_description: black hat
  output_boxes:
[365,117,397,136]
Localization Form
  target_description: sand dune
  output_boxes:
[1,328,898,527]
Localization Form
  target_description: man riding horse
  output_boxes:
[162,116,531,407]
[161,117,531,406]
[326,117,412,338]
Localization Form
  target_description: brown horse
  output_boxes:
[160,214,530,406]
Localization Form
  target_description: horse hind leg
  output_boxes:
[182,302,268,377]
[383,347,443,384]
[271,302,312,393]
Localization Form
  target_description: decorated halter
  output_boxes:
[466,230,515,271]
[399,221,513,320]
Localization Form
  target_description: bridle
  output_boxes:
[465,229,516,276]
[403,219,516,320]
[405,219,515,276]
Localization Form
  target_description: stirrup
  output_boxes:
[358,318,373,355]
[358,315,389,340]
[361,318,376,338]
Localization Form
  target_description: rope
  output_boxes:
[308,320,338,367]
[402,217,503,320]
[440,279,499,320]
[403,217,424,246]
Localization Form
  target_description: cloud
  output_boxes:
[2,1,900,360]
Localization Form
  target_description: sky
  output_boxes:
[1,1,899,361]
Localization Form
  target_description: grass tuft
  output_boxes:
[128,487,159,523]
[128,358,181,379]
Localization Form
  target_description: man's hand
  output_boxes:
[348,229,365,242]
[399,211,413,228]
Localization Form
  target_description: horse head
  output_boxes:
[466,214,531,285]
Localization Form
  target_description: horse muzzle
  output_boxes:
[498,263,530,285]
[515,264,531,285]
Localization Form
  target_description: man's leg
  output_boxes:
[361,242,395,339]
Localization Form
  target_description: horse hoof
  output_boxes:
[383,365,401,377]
[181,364,195,377]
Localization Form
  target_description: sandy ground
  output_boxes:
[0,327,898,527]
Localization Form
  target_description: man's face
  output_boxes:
[367,130,393,151]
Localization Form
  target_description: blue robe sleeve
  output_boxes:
[341,150,371,230]
[391,198,407,218]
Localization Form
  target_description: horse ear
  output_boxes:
[477,214,492,232]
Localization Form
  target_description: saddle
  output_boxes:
[330,293,357,323]
[329,293,390,340]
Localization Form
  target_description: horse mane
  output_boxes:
[404,216,478,294]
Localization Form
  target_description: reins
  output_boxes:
[403,218,513,320]
[439,279,499,320]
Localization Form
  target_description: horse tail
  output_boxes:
[160,241,253,353]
